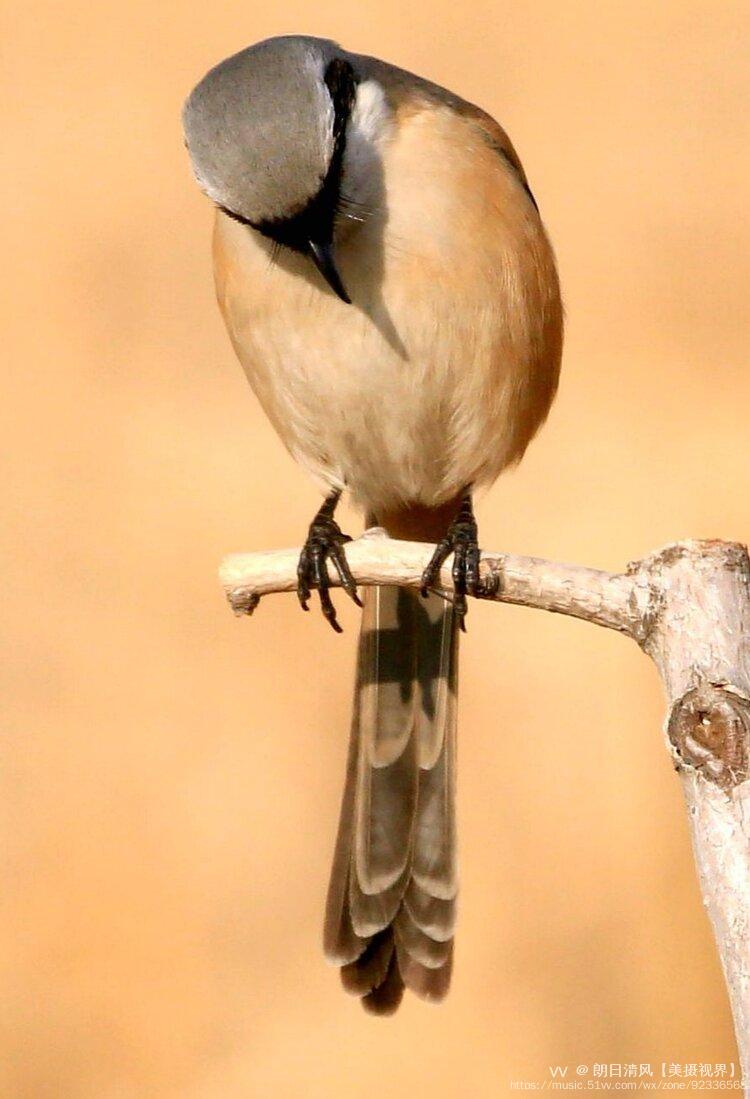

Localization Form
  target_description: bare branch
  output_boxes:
[221,527,652,637]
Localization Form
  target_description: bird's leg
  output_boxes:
[297,489,362,633]
[420,490,495,631]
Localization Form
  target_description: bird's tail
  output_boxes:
[323,579,458,1013]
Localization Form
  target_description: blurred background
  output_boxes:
[3,2,749,1095]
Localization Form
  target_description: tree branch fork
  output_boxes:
[220,532,750,1085]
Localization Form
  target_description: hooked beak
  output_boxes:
[308,239,352,304]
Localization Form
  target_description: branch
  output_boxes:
[220,532,750,1086]
[220,526,652,637]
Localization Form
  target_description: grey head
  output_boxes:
[183,35,361,303]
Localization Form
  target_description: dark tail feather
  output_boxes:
[323,583,458,1013]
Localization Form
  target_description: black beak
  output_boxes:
[308,239,352,304]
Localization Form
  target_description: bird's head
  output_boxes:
[183,35,379,304]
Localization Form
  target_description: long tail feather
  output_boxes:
[324,581,458,1012]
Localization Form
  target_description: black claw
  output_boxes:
[296,491,360,631]
[297,549,312,610]
[465,542,481,593]
[420,539,452,599]
[329,540,363,607]
[420,491,490,629]
[451,542,467,593]
[312,547,343,632]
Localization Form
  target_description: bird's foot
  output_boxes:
[420,493,495,631]
[297,491,362,633]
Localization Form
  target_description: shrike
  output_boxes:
[184,35,562,1014]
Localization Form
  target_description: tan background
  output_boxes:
[3,2,749,1096]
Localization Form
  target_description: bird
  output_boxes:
[183,34,562,1014]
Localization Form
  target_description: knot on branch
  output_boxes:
[667,684,750,789]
